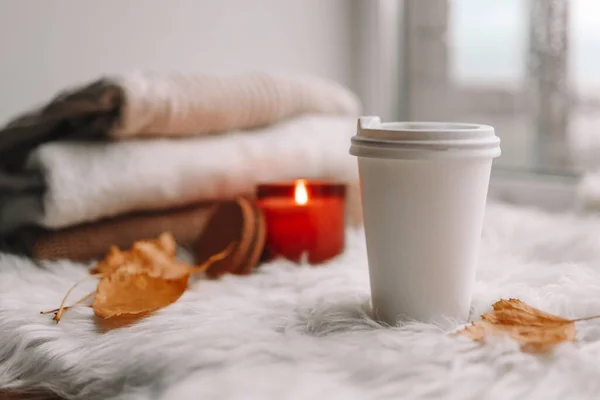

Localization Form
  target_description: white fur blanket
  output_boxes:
[2,202,600,400]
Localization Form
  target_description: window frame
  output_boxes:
[355,0,582,209]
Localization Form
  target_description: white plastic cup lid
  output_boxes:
[349,116,501,160]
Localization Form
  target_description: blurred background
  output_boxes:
[1,0,597,210]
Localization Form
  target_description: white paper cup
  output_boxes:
[349,117,501,325]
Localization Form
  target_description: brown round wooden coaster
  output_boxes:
[238,199,266,275]
[194,198,265,278]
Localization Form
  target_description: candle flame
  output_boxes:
[294,179,309,205]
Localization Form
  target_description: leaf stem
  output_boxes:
[41,290,97,315]
[189,242,236,275]
[42,273,103,323]
[570,314,600,323]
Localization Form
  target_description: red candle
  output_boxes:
[257,180,346,264]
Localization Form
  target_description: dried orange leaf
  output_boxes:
[91,232,177,275]
[456,299,576,353]
[45,232,237,324]
[93,267,188,318]
[91,246,126,275]
[92,249,233,319]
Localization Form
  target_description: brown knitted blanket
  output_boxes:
[10,202,215,262]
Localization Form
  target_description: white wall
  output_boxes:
[0,0,357,123]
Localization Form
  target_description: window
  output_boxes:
[397,0,600,176]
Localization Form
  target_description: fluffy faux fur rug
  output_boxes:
[2,202,600,400]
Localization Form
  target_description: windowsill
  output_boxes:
[489,167,579,212]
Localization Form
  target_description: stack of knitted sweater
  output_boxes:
[0,73,362,261]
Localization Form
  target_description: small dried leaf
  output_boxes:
[91,246,126,275]
[91,232,177,275]
[44,232,235,325]
[456,298,576,353]
[93,267,189,318]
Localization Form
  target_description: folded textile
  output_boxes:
[10,202,216,262]
[1,116,359,233]
[113,73,360,139]
[0,73,359,170]
[0,73,360,234]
